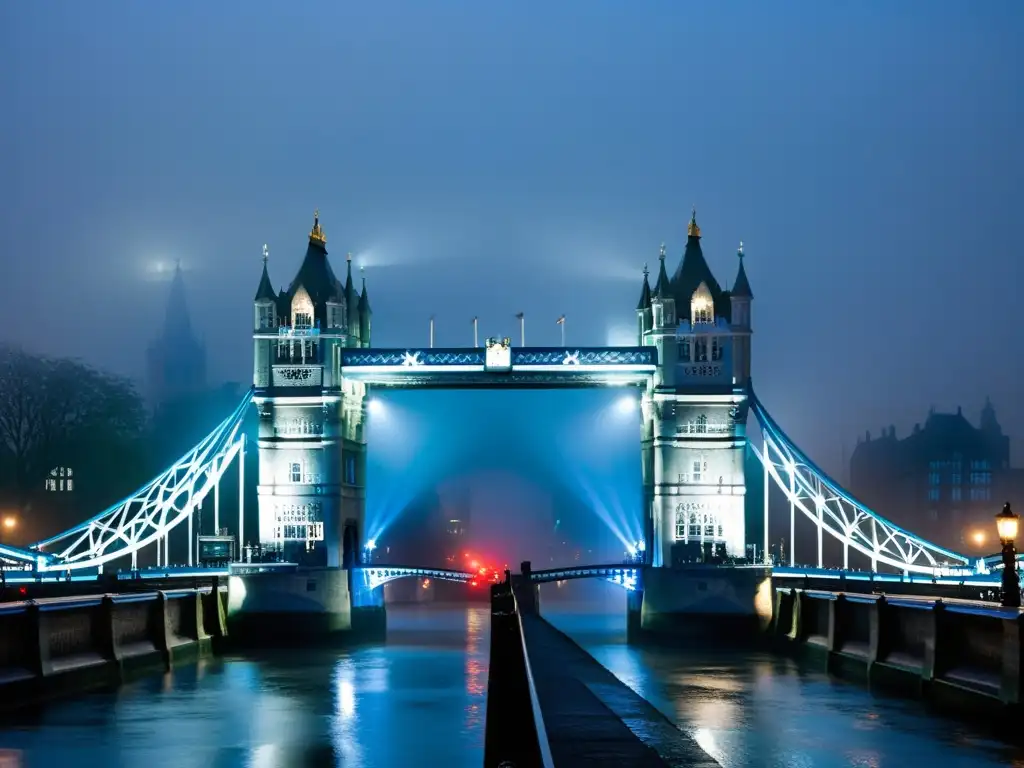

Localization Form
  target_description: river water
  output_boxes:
[0,597,1022,767]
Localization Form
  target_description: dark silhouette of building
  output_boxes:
[850,399,1022,553]
[146,262,206,407]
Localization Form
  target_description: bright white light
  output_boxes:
[626,544,637,557]
[637,539,646,552]
[616,395,638,414]
[367,399,384,416]
[365,538,376,552]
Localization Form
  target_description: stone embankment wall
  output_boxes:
[0,586,227,711]
[772,587,1024,717]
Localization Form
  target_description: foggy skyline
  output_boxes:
[3,2,1022,478]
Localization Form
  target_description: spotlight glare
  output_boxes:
[367,399,384,416]
[616,395,638,414]
[365,538,377,551]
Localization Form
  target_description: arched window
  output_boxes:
[291,286,314,329]
[690,283,714,325]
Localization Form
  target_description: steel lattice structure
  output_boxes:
[748,387,976,576]
[29,390,253,572]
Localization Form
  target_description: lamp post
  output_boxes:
[996,502,1020,608]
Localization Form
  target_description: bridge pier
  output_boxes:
[626,565,773,645]
[225,566,385,646]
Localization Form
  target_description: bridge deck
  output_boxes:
[520,614,717,767]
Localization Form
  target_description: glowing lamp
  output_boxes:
[367,399,384,416]
[971,531,986,547]
[997,504,1019,544]
[365,538,377,552]
[637,539,646,553]
[1,516,16,530]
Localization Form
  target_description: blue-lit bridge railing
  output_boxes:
[748,383,982,578]
[339,345,657,387]
[0,391,253,575]
[528,564,640,591]
[355,565,478,591]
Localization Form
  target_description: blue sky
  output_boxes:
[2,1,1022,474]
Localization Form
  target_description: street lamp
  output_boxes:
[996,502,1020,608]
[1,516,15,531]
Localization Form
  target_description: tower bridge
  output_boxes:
[0,209,1007,612]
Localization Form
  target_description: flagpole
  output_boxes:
[557,315,566,347]
[473,317,478,348]
[430,316,435,348]
[516,313,525,346]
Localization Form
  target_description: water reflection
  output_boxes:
[544,600,1024,768]
[0,604,488,768]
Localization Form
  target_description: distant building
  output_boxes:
[849,399,1022,553]
[146,263,207,406]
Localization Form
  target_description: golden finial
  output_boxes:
[309,209,326,245]
[687,207,701,238]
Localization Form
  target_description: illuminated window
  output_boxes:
[290,462,302,483]
[46,466,74,492]
[690,283,714,324]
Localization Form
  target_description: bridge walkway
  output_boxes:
[520,613,718,767]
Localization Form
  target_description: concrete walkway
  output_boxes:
[520,615,720,767]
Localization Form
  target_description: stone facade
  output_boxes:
[636,213,753,567]
[252,215,372,567]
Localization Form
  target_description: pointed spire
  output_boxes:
[687,207,701,238]
[731,240,753,298]
[345,252,360,334]
[164,261,194,337]
[309,208,326,247]
[636,261,652,310]
[358,265,371,315]
[254,243,276,302]
[653,243,671,299]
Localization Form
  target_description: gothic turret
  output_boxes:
[358,267,372,347]
[254,244,278,331]
[635,262,652,344]
[650,244,676,330]
[344,254,360,346]
[729,242,753,386]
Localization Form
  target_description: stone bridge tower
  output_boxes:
[636,211,753,567]
[251,213,372,568]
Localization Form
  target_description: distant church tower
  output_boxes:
[146,262,206,406]
[635,211,753,567]
[251,213,372,567]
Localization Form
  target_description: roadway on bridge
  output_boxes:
[0,600,1018,767]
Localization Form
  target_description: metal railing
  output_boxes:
[483,577,555,768]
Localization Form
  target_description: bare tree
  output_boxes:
[0,345,146,514]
